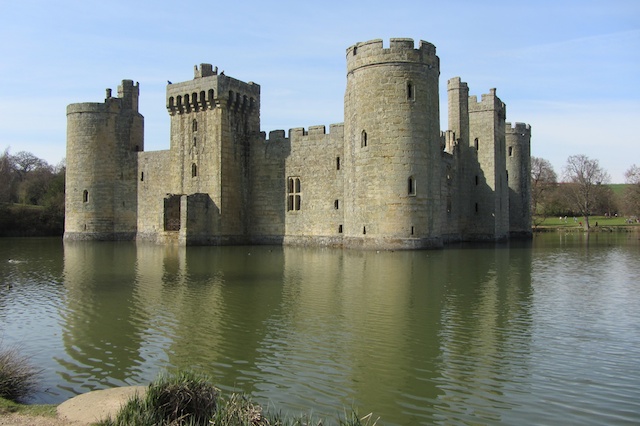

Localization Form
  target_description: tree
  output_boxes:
[562,154,610,229]
[623,164,640,216]
[0,148,17,203]
[530,156,557,226]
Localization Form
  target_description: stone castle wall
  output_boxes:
[64,38,532,249]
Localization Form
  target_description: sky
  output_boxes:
[1,0,638,182]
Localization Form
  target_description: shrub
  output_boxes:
[0,345,41,402]
[101,370,380,426]
[102,370,218,426]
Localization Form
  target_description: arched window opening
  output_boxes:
[336,156,341,170]
[474,138,479,151]
[361,130,368,148]
[508,146,513,156]
[407,82,414,100]
[192,119,198,132]
[140,172,144,182]
[475,175,479,186]
[334,199,339,209]
[191,163,197,178]
[338,225,343,233]
[82,190,89,203]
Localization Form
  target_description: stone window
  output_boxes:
[334,199,339,209]
[192,163,197,178]
[140,172,144,182]
[192,119,198,132]
[361,130,368,148]
[338,224,343,233]
[474,138,479,151]
[287,177,301,211]
[408,176,416,196]
[82,190,88,203]
[336,156,341,170]
[407,82,415,101]
[475,175,479,186]
[506,170,509,182]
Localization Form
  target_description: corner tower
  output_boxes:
[506,122,532,237]
[343,38,442,249]
[64,80,142,240]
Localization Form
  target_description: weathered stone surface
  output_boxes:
[64,39,532,250]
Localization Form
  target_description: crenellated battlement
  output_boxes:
[346,38,439,74]
[447,77,468,91]
[468,88,506,117]
[166,67,259,115]
[506,122,531,136]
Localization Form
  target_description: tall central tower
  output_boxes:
[343,39,442,249]
[165,64,260,243]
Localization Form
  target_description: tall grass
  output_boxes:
[100,370,379,426]
[0,344,42,402]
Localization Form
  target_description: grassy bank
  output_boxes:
[0,396,57,418]
[533,215,639,232]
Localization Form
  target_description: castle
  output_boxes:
[64,38,532,250]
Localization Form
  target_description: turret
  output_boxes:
[506,122,532,237]
[467,88,509,240]
[343,38,442,249]
[64,80,143,240]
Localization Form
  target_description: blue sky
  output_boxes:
[1,0,638,182]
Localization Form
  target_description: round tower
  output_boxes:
[343,38,442,249]
[65,80,143,240]
[506,122,532,237]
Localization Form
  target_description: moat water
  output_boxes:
[1,234,639,425]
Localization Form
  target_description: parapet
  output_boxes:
[447,77,468,91]
[469,88,506,117]
[505,122,532,136]
[194,63,217,78]
[166,68,260,115]
[346,38,439,73]
[67,79,139,115]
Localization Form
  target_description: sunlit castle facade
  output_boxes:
[65,38,531,249]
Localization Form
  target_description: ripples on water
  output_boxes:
[0,234,639,425]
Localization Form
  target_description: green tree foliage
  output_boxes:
[0,148,65,236]
[562,154,611,229]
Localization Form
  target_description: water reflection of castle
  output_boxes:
[61,241,532,420]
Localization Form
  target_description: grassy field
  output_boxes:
[534,215,639,228]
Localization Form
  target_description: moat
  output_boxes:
[1,234,639,425]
